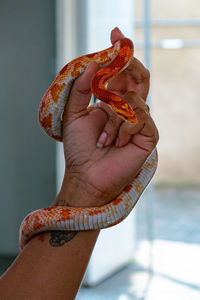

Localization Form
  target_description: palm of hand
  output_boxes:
[57,27,158,207]
[62,63,151,205]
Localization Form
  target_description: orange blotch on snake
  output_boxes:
[52,134,62,142]
[119,46,132,59]
[108,100,138,123]
[39,98,46,114]
[57,209,71,221]
[40,114,53,129]
[99,51,112,64]
[144,159,156,171]
[113,198,123,206]
[96,67,110,76]
[59,63,69,76]
[124,184,132,193]
[71,60,88,77]
[51,83,66,103]
[25,215,30,222]
[110,94,121,102]
[135,169,142,179]
[89,209,103,216]
[43,207,54,211]
[33,216,43,231]
[135,182,143,194]
[86,53,96,59]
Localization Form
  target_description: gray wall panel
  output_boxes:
[0,0,56,254]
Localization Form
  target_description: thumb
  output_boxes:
[65,61,99,119]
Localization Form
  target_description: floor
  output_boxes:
[77,187,200,300]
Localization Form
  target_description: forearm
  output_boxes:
[0,229,99,299]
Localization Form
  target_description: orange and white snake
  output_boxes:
[19,37,157,251]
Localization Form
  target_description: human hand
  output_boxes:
[53,27,158,208]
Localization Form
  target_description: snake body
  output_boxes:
[19,37,158,251]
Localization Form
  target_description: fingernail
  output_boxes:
[114,27,122,34]
[115,137,120,147]
[114,27,125,38]
[97,132,107,148]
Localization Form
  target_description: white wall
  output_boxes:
[55,0,136,285]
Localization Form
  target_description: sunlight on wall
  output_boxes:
[134,0,200,185]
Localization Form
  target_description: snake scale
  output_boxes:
[19,36,158,251]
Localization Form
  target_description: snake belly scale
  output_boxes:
[19,37,158,251]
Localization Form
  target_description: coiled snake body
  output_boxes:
[19,37,158,251]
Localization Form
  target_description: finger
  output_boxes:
[125,91,150,113]
[88,102,123,148]
[110,27,124,44]
[116,92,153,147]
[131,107,159,152]
[118,108,158,151]
[126,57,150,100]
[106,55,150,101]
[64,61,99,120]
[107,59,150,101]
[89,91,150,148]
[110,28,150,100]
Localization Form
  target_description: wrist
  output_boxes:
[51,173,107,208]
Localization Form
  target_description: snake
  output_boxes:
[19,36,158,251]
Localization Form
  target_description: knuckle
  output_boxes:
[107,112,120,128]
[135,107,146,120]
[124,91,137,102]
[109,114,118,125]
[118,122,134,138]
[104,114,121,138]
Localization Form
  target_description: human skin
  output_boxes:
[0,27,158,299]
[54,28,158,208]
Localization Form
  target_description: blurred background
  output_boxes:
[0,0,200,299]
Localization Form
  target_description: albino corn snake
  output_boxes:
[19,36,158,251]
